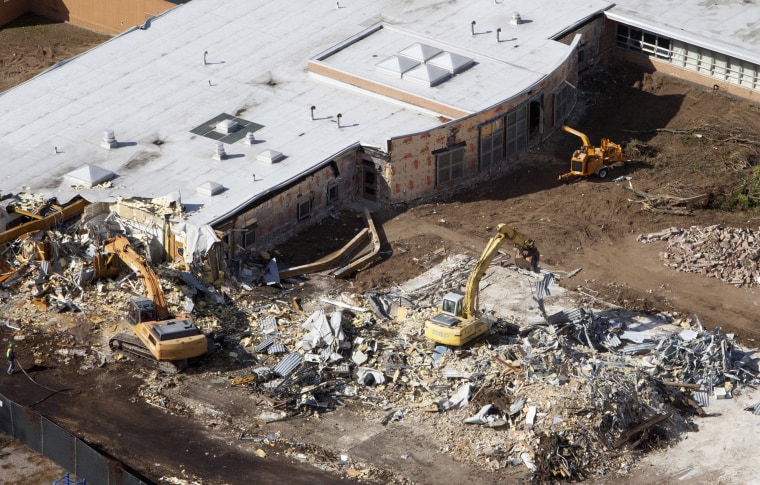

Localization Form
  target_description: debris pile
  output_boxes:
[623,181,705,215]
[639,225,760,287]
[147,256,760,482]
[3,199,759,482]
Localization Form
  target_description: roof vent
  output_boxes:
[196,181,225,196]
[216,119,240,134]
[101,129,119,150]
[64,164,116,188]
[509,12,523,25]
[213,142,227,160]
[257,149,285,164]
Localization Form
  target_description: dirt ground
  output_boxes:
[0,14,110,93]
[3,14,760,485]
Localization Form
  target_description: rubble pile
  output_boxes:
[3,208,760,482]
[150,260,759,481]
[639,225,760,287]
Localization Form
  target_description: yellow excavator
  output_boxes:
[558,125,629,182]
[423,224,539,346]
[93,236,209,369]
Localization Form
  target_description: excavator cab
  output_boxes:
[440,292,464,317]
[128,298,158,325]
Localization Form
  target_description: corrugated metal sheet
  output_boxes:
[547,307,584,324]
[255,337,275,353]
[621,342,657,354]
[746,401,760,415]
[273,352,303,377]
[253,366,272,378]
[535,273,555,300]
[259,316,278,335]
[605,333,622,348]
[692,390,709,408]
[620,331,652,343]
[268,342,287,354]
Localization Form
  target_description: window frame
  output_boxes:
[327,181,339,204]
[297,197,312,221]
[243,221,258,249]
[434,144,465,186]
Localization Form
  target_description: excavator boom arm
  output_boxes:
[461,224,535,318]
[104,236,169,319]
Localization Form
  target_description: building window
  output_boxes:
[479,118,504,171]
[554,82,575,127]
[436,146,465,185]
[506,106,527,157]
[327,182,339,204]
[297,198,312,221]
[616,24,671,59]
[243,221,257,248]
[673,40,760,91]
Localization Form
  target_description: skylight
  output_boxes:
[190,113,263,144]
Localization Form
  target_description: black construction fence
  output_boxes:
[0,391,149,484]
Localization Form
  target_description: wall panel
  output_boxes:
[26,0,177,34]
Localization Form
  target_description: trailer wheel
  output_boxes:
[598,167,609,179]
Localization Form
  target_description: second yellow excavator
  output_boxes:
[93,235,209,369]
[423,224,539,346]
[558,125,629,182]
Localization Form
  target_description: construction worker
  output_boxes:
[6,343,15,375]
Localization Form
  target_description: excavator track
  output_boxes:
[109,333,187,373]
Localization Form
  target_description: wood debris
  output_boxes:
[639,224,760,287]
[623,181,705,215]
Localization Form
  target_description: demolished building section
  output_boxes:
[1,193,759,482]
[126,254,759,481]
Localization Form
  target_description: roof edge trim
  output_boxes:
[210,142,363,227]
[312,23,384,61]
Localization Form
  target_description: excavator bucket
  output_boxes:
[92,252,121,279]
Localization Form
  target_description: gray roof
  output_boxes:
[608,0,760,65]
[0,0,694,231]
